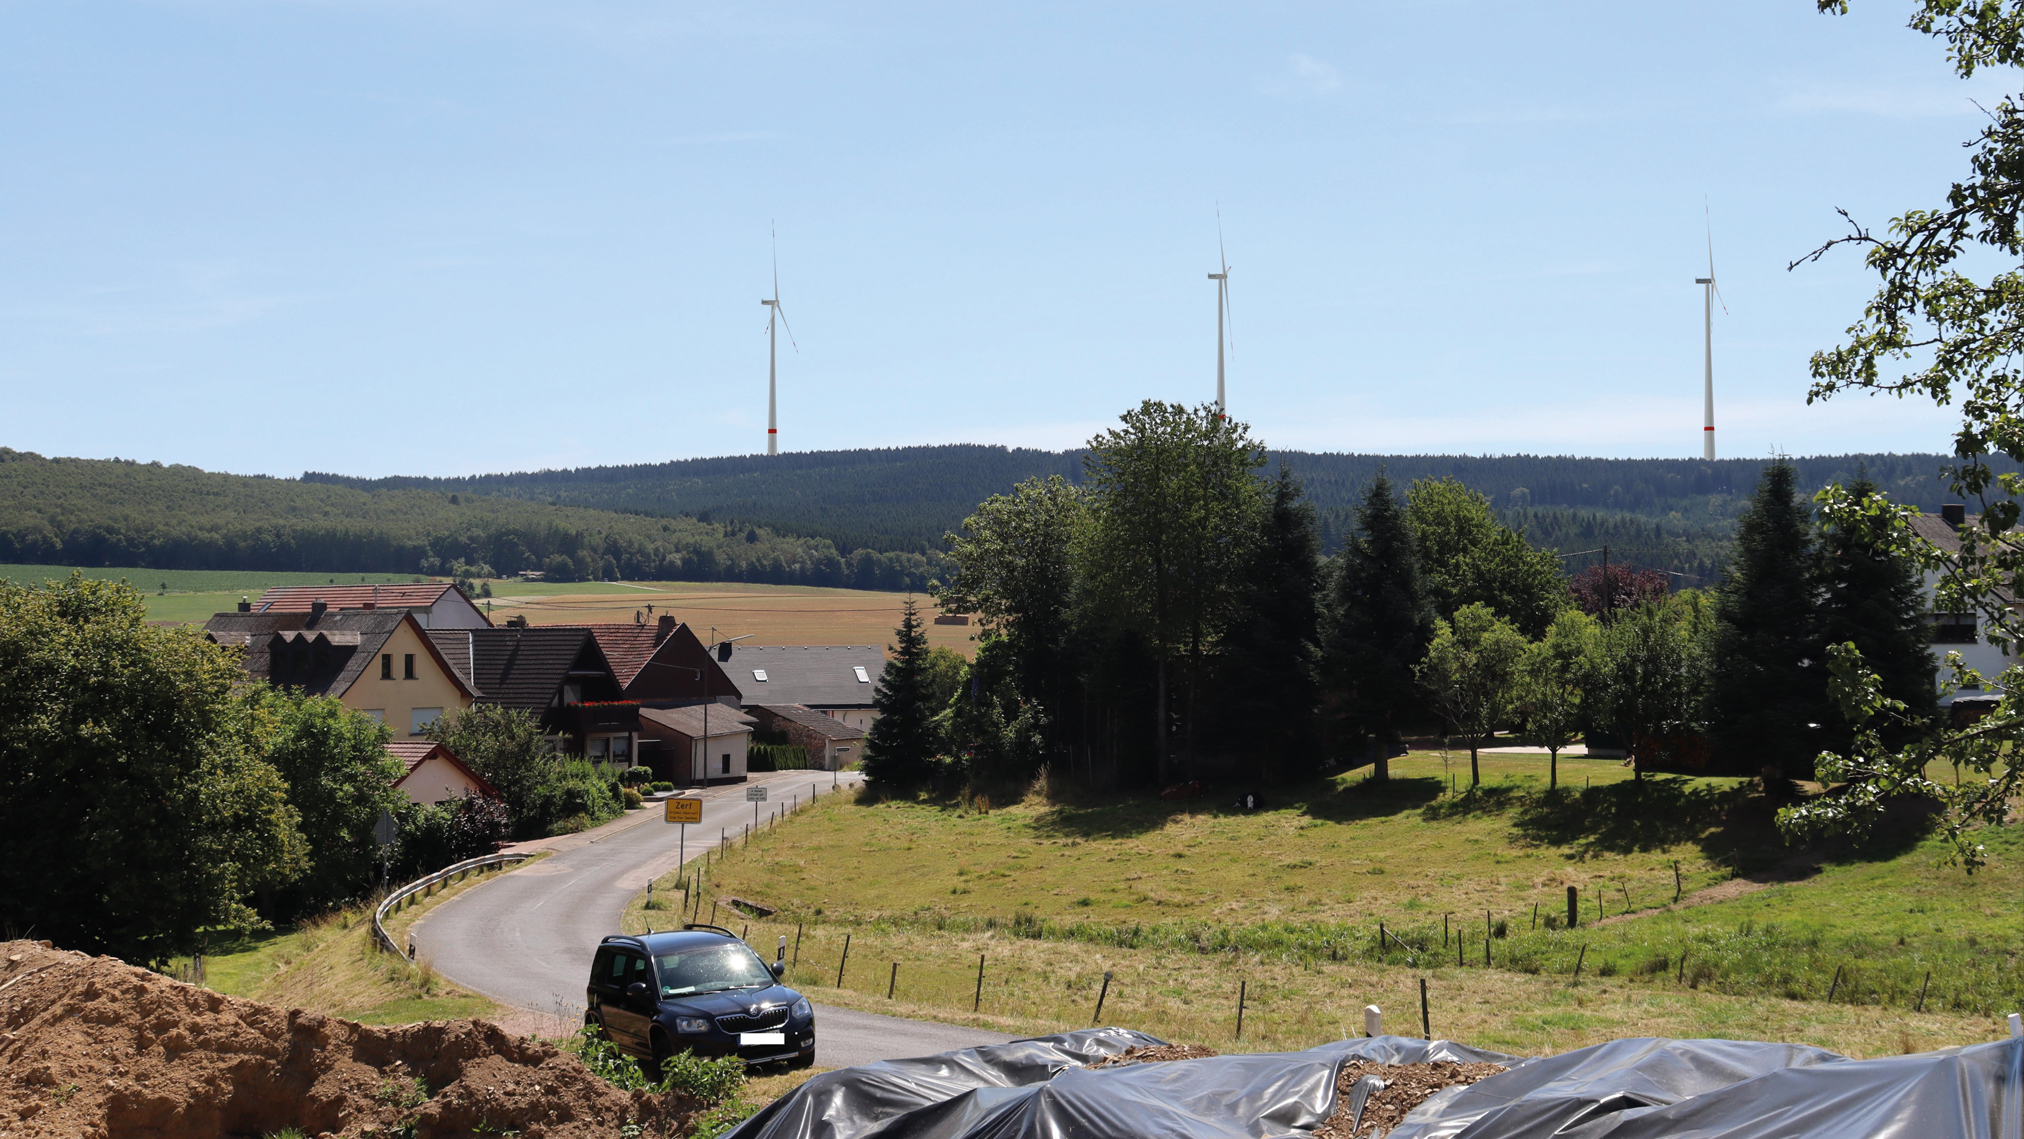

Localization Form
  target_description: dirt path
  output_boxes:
[1591,852,1825,926]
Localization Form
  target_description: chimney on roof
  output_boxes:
[237,597,251,613]
[1943,503,1967,528]
[655,614,676,645]
[310,598,328,622]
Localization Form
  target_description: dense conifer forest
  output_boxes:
[3,443,1993,586]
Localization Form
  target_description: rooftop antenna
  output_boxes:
[1694,202,1727,461]
[1207,208,1234,419]
[761,224,798,455]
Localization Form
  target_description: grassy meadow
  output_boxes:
[629,751,2024,1059]
[172,858,525,1025]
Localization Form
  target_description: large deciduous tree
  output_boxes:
[0,576,305,964]
[1794,1,2024,862]
[1324,474,1436,780]
[1079,401,1266,786]
[936,474,1084,760]
[1590,597,1711,783]
[1417,603,1529,789]
[864,598,940,791]
[1406,476,1569,638]
[1709,461,1829,780]
[255,688,406,917]
[426,704,559,839]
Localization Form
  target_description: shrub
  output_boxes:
[622,786,644,810]
[748,743,810,772]
[618,766,656,787]
[650,781,675,793]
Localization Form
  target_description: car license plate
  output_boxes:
[740,1032,786,1046]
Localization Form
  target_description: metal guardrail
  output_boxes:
[372,851,532,958]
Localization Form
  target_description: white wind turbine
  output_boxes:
[1208,212,1233,418]
[1695,207,1727,461]
[760,227,798,456]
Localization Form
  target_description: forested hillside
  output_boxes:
[0,449,944,589]
[6,443,1993,587]
[310,446,1992,580]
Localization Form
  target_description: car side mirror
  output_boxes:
[626,981,649,1000]
[769,961,785,977]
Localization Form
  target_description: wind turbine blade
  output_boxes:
[774,303,799,352]
[1217,205,1228,275]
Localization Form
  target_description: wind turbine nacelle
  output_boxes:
[1694,278,1711,285]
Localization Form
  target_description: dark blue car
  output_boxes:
[586,926,815,1071]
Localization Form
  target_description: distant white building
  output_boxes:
[1909,506,2013,706]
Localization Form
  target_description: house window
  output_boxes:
[361,709,385,722]
[381,654,394,680]
[563,683,583,705]
[612,736,631,760]
[403,654,417,680]
[410,707,442,735]
[752,669,768,682]
[721,753,731,774]
[588,737,610,759]
[853,666,870,683]
[1932,614,1978,644]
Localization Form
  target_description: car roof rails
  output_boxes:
[682,923,740,938]
[599,934,647,946]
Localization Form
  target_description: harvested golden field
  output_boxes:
[474,581,972,656]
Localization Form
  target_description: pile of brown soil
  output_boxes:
[1085,1044,1221,1068]
[1313,1060,1507,1139]
[0,940,705,1139]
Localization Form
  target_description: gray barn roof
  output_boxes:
[726,645,885,709]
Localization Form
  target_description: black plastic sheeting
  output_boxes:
[730,1029,2024,1139]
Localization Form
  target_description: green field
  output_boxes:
[646,752,2021,1058]
[0,562,430,625]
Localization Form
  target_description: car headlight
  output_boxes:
[674,1017,711,1034]
[790,998,812,1020]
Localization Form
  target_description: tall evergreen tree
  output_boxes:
[863,598,939,790]
[1815,474,1937,752]
[1217,466,1323,783]
[1325,475,1435,780]
[1710,461,1827,779]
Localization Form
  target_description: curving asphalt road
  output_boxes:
[413,770,1018,1069]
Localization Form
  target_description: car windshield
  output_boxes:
[653,944,775,997]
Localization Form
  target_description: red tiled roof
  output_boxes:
[581,624,661,687]
[256,584,457,612]
[386,740,500,799]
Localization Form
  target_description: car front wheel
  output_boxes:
[646,1028,674,1082]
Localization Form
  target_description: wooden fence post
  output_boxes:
[836,933,851,988]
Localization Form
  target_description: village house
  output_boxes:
[1907,505,2012,709]
[722,644,886,730]
[385,740,499,805]
[745,703,865,771]
[204,603,477,738]
[427,625,641,764]
[572,615,743,707]
[637,704,757,785]
[248,582,492,628]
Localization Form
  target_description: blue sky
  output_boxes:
[0,2,2006,477]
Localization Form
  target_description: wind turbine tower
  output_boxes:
[1208,215,1232,418]
[760,229,797,456]
[1695,212,1726,461]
